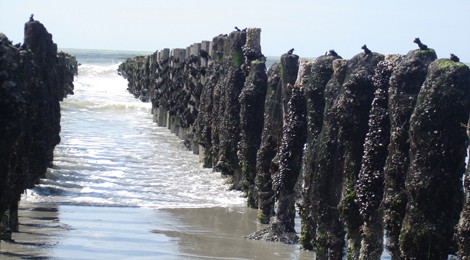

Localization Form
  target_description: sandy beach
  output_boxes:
[1,202,316,259]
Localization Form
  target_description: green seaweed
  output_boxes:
[436,59,466,69]
[416,48,436,56]
[231,49,244,68]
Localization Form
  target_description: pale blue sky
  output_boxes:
[1,0,469,61]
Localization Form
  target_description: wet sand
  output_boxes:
[1,202,316,259]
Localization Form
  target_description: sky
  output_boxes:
[1,0,469,61]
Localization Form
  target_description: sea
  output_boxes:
[0,49,317,259]
[27,49,246,209]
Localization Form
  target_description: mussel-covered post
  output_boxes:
[271,59,306,238]
[239,60,268,208]
[334,51,384,258]
[312,58,348,259]
[382,48,436,258]
[247,53,303,242]
[400,59,470,259]
[254,62,283,223]
[0,19,77,240]
[355,55,401,259]
[212,31,247,185]
[197,34,226,167]
[457,118,470,259]
[298,53,339,250]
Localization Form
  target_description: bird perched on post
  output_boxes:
[413,38,428,50]
[450,53,460,62]
[328,49,339,57]
[199,49,210,60]
[361,44,372,54]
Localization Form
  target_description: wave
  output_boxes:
[63,62,151,113]
[23,57,245,210]
[63,99,150,113]
[78,63,121,77]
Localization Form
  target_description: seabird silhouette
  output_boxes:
[329,50,339,57]
[287,48,294,55]
[29,14,34,22]
[361,44,372,54]
[450,53,460,62]
[199,49,210,60]
[413,38,428,50]
[234,26,241,32]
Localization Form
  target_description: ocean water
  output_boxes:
[25,49,245,209]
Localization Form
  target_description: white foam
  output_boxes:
[23,58,245,209]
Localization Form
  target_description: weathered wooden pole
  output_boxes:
[238,28,267,207]
[382,48,437,258]
[239,60,268,207]
[457,118,470,259]
[355,55,401,259]
[254,62,283,223]
[247,54,306,242]
[400,58,470,259]
[299,53,339,250]
[213,31,246,186]
[0,20,77,240]
[311,58,348,259]
[335,50,384,258]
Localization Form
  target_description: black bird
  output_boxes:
[29,14,34,22]
[235,26,241,32]
[329,49,339,57]
[189,54,199,64]
[413,38,428,50]
[450,53,460,62]
[199,49,210,60]
[361,44,372,54]
[242,28,247,32]
[287,48,294,55]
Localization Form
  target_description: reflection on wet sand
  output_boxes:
[160,207,316,259]
[1,202,316,259]
[0,203,64,259]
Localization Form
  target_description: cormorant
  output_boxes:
[199,49,210,60]
[361,44,372,54]
[287,48,294,55]
[29,14,34,22]
[242,28,247,32]
[235,26,241,32]
[189,54,199,64]
[413,38,428,50]
[329,49,339,57]
[450,53,460,62]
